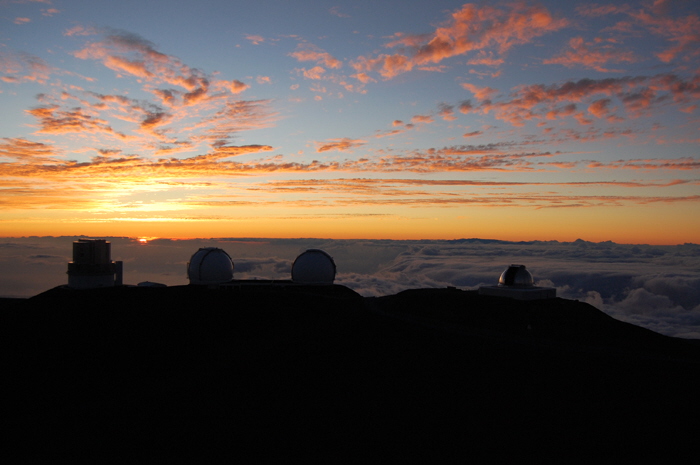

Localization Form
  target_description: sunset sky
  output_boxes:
[1,0,699,244]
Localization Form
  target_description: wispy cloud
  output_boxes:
[544,36,636,72]
[328,6,349,18]
[3,134,696,207]
[0,137,61,162]
[0,50,53,84]
[255,178,698,191]
[587,157,700,171]
[245,34,266,45]
[460,73,700,127]
[16,29,276,155]
[352,3,567,80]
[27,104,128,138]
[577,2,700,64]
[315,138,366,153]
[289,44,342,69]
[64,25,97,36]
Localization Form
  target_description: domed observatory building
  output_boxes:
[187,248,234,285]
[478,264,556,300]
[291,249,336,284]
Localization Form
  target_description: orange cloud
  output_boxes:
[288,45,366,93]
[245,35,265,45]
[2,132,697,213]
[73,30,247,106]
[438,104,457,121]
[467,51,504,66]
[411,114,434,124]
[227,79,249,94]
[315,138,366,153]
[289,45,342,69]
[545,103,577,120]
[542,126,637,144]
[544,36,636,72]
[630,9,700,63]
[458,101,473,113]
[190,179,700,209]
[353,3,567,79]
[256,177,698,193]
[0,51,53,84]
[587,98,614,118]
[587,158,700,171]
[375,129,405,138]
[460,74,700,127]
[189,99,277,148]
[0,138,60,162]
[64,25,98,36]
[352,72,375,84]
[183,145,274,163]
[26,105,127,138]
[189,195,700,210]
[303,66,326,80]
[578,3,700,64]
[29,30,272,155]
[461,83,499,101]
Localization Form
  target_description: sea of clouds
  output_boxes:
[2,237,699,338]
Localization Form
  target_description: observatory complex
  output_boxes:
[64,240,553,302]
[478,264,556,300]
[65,241,338,290]
[182,247,337,286]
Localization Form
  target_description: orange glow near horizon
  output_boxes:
[2,200,698,245]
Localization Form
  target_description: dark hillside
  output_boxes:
[3,285,700,461]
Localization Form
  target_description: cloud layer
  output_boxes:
[2,237,699,338]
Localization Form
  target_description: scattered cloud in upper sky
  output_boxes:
[0,0,698,243]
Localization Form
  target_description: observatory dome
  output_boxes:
[291,249,336,284]
[498,264,534,288]
[187,247,234,285]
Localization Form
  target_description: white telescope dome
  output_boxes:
[291,249,336,284]
[187,247,234,284]
[498,264,534,288]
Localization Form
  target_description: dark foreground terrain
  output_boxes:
[3,284,700,461]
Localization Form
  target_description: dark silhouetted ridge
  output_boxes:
[4,285,700,461]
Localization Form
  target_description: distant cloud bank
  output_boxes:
[2,236,699,338]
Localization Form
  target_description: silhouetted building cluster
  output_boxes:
[66,240,554,299]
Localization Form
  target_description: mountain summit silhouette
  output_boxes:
[4,284,700,460]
